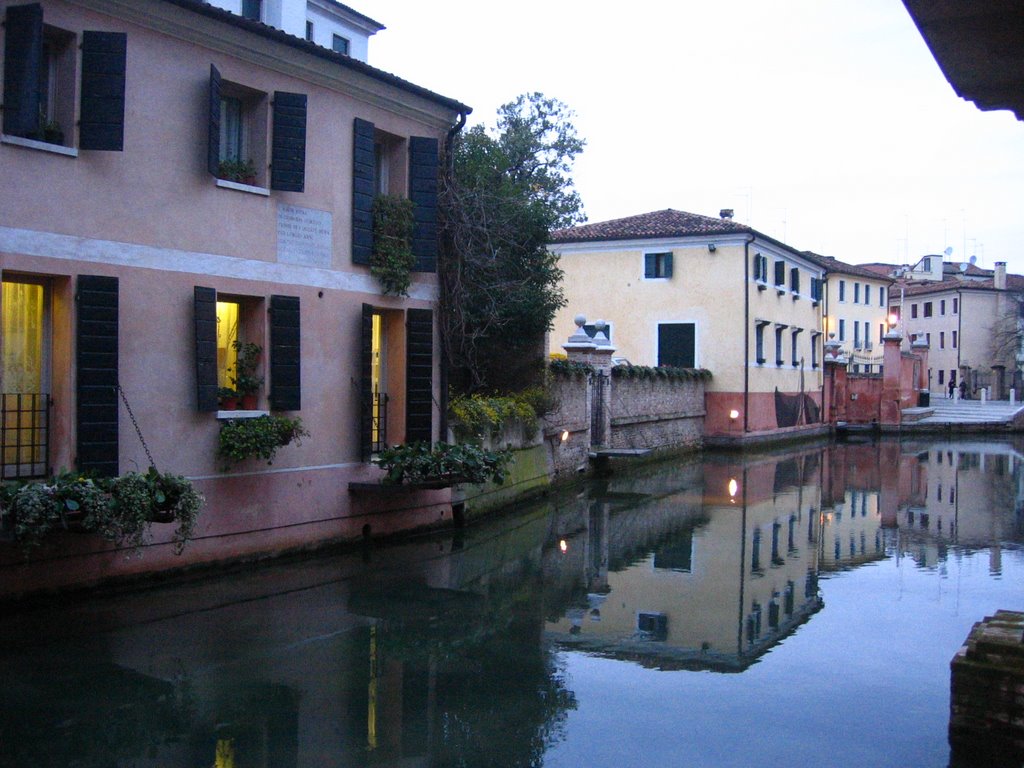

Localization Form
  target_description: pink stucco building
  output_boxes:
[0,0,470,597]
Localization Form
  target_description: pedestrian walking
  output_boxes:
[948,378,956,399]
[959,380,967,400]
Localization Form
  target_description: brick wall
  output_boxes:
[608,375,706,451]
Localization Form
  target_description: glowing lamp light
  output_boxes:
[729,409,740,420]
[728,478,738,498]
[561,430,569,442]
[559,539,568,554]
[888,314,899,329]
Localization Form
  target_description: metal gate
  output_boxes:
[591,371,606,445]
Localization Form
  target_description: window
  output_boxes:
[811,332,820,368]
[854,321,860,348]
[953,297,959,314]
[2,279,51,479]
[810,277,822,303]
[880,287,886,307]
[242,0,262,21]
[215,296,265,406]
[755,321,768,364]
[644,252,673,279]
[637,612,668,640]
[657,323,695,367]
[952,330,958,348]
[863,322,871,349]
[923,257,932,271]
[938,369,945,385]
[753,253,768,283]
[332,34,350,55]
[838,318,846,342]
[940,299,946,315]
[926,333,931,345]
[791,328,802,366]
[774,325,785,366]
[940,332,945,349]
[864,285,871,305]
[790,267,800,295]
[911,304,918,319]
[774,261,786,288]
[923,302,933,317]
[838,280,846,302]
[306,20,314,41]
[854,283,860,304]
[209,66,307,191]
[2,6,126,152]
[879,323,884,343]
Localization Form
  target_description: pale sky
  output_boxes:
[360,0,1024,273]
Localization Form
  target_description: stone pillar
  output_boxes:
[880,331,904,425]
[823,335,847,424]
[911,334,930,396]
[588,320,616,448]
[993,365,1006,401]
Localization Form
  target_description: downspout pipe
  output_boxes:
[743,234,755,435]
[438,109,470,441]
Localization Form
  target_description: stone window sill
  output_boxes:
[215,178,270,196]
[2,133,78,157]
[216,409,269,420]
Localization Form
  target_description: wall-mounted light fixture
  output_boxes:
[708,243,717,253]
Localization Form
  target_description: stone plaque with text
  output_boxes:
[277,204,332,268]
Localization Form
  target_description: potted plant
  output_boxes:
[375,442,511,488]
[218,386,239,410]
[217,415,307,470]
[230,340,263,410]
[216,158,258,185]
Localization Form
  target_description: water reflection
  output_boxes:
[0,438,1022,767]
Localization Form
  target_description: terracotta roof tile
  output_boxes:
[550,209,752,243]
[802,252,895,282]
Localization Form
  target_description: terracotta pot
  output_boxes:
[241,393,258,410]
[221,397,238,410]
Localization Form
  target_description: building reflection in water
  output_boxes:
[544,450,825,671]
[0,439,1022,766]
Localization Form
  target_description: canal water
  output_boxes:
[1,437,1022,767]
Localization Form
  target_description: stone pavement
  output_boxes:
[915,394,1024,425]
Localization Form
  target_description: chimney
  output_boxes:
[720,208,734,220]
[995,261,1007,290]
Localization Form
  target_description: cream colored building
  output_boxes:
[810,254,894,375]
[550,209,826,438]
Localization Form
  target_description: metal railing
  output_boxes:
[1,393,50,479]
[371,391,388,453]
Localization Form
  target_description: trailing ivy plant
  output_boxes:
[217,415,308,470]
[611,364,713,382]
[548,358,594,379]
[371,194,416,296]
[375,442,512,487]
[0,469,204,555]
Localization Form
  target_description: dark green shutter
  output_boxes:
[76,275,119,477]
[359,303,373,460]
[405,308,433,445]
[79,31,127,151]
[774,261,786,286]
[271,91,306,192]
[657,323,695,369]
[352,118,375,265]
[2,3,43,138]
[663,253,673,279]
[269,295,301,410]
[644,253,655,278]
[408,136,438,272]
[207,64,221,176]
[194,286,218,412]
